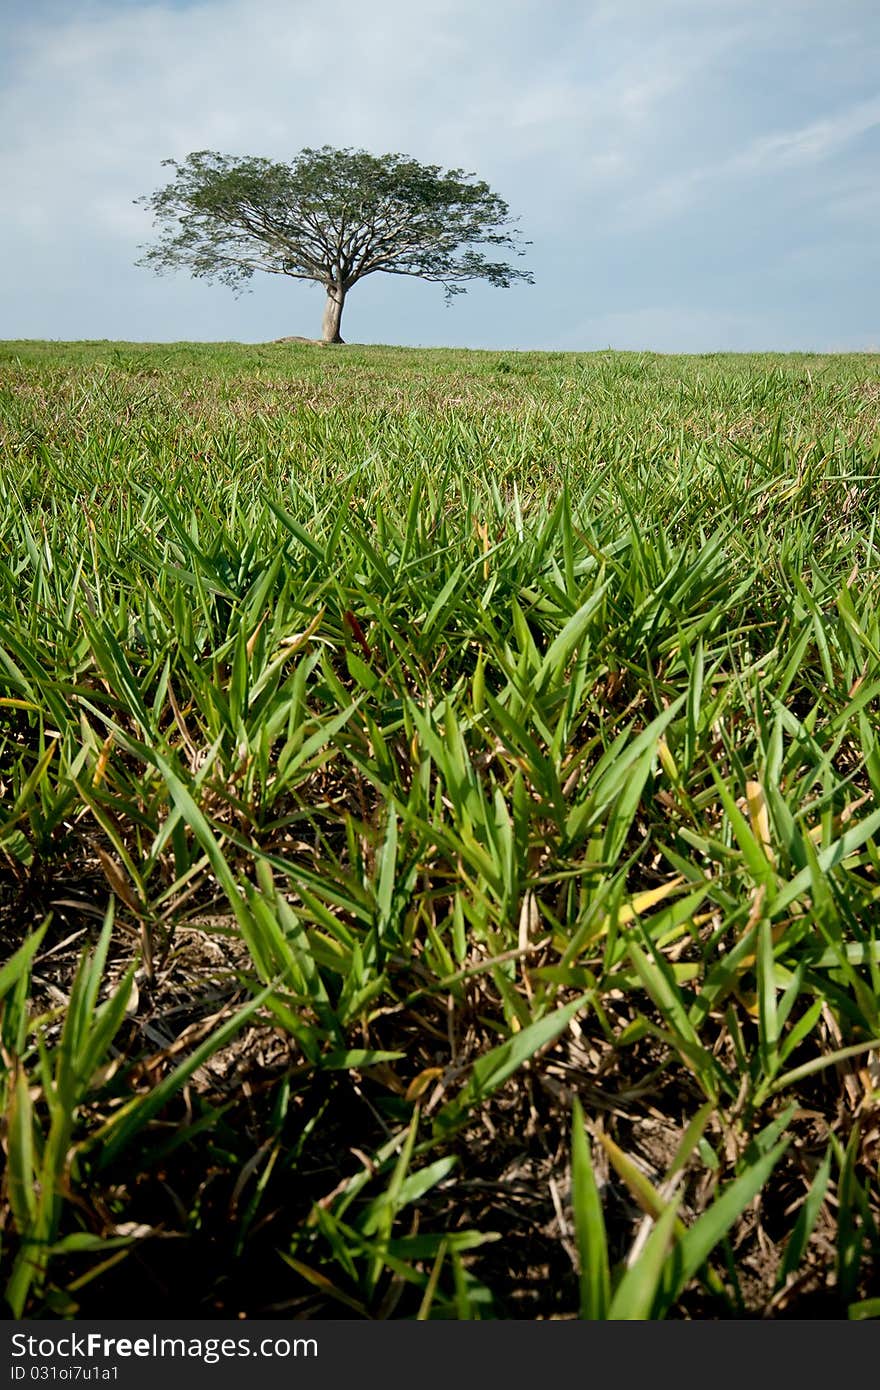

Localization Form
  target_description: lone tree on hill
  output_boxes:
[135,146,534,344]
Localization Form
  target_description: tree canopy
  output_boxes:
[135,146,533,342]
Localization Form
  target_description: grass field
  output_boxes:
[1,339,879,1319]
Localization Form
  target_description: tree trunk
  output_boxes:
[321,285,345,344]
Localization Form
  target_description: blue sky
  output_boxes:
[2,0,878,351]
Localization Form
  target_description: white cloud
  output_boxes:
[732,95,880,171]
[621,91,880,226]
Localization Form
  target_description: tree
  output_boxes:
[135,146,533,344]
